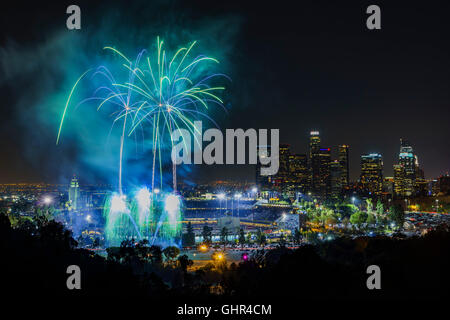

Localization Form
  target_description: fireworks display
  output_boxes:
[56,37,227,246]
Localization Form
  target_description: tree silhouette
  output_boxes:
[220,227,229,246]
[183,221,196,247]
[201,225,213,244]
[238,228,246,247]
[163,246,180,265]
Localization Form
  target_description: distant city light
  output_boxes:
[86,214,92,223]
[235,193,242,199]
[153,188,160,194]
[217,193,225,200]
[251,187,258,193]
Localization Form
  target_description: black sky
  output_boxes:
[0,0,449,184]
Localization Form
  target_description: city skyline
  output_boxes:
[1,1,450,185]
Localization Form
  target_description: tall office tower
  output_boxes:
[398,139,416,196]
[330,160,341,199]
[360,153,383,195]
[309,131,321,194]
[393,164,405,197]
[338,145,349,188]
[68,175,80,210]
[430,179,439,196]
[414,156,427,196]
[318,148,331,198]
[278,144,291,186]
[289,154,308,192]
[256,145,272,191]
[439,174,450,195]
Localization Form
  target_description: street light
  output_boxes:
[213,251,225,262]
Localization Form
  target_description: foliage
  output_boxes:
[389,204,405,226]
[238,228,246,247]
[183,221,196,247]
[349,211,367,227]
[220,227,229,244]
[256,228,267,246]
[163,246,181,264]
[201,225,213,244]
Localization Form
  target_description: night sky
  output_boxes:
[0,0,449,185]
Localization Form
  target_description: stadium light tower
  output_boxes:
[235,193,242,217]
[217,193,225,220]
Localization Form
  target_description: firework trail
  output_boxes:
[56,37,227,245]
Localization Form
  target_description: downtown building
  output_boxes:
[360,153,383,196]
[338,145,350,189]
[289,153,309,192]
[308,131,332,199]
[393,139,426,198]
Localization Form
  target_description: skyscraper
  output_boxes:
[414,156,427,196]
[318,147,331,198]
[398,139,416,197]
[309,131,321,194]
[278,144,291,186]
[393,164,405,197]
[68,175,80,210]
[330,160,341,199]
[289,153,308,192]
[360,153,383,195]
[338,145,349,188]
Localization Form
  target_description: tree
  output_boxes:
[366,199,373,214]
[293,229,301,244]
[201,225,212,244]
[390,204,405,227]
[220,227,229,244]
[183,221,196,247]
[163,246,180,265]
[177,254,193,273]
[92,237,100,248]
[246,232,253,244]
[325,215,337,226]
[149,245,163,264]
[376,199,384,215]
[238,228,246,247]
[279,233,286,247]
[350,211,367,228]
[256,229,267,246]
[366,213,376,226]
